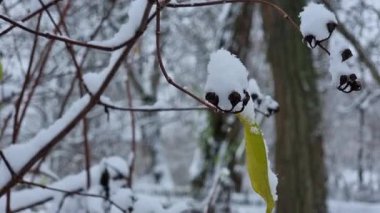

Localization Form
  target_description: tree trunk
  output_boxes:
[262,1,327,213]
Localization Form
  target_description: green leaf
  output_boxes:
[238,115,276,213]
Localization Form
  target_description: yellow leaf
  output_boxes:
[238,115,276,213]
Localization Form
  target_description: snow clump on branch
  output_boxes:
[248,79,279,117]
[299,3,337,48]
[205,49,250,113]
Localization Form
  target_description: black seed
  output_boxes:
[304,35,316,48]
[100,168,109,188]
[242,90,250,106]
[339,75,348,85]
[351,81,362,91]
[327,22,337,34]
[228,91,241,107]
[349,73,357,81]
[251,93,258,101]
[341,49,353,62]
[205,92,219,107]
[257,99,262,106]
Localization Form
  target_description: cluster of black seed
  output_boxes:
[337,49,361,93]
[250,93,279,117]
[205,90,250,113]
[303,22,336,48]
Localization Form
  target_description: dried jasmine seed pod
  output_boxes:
[339,75,348,85]
[327,22,337,34]
[257,98,262,106]
[349,73,357,81]
[351,81,361,91]
[341,49,353,62]
[100,168,110,198]
[251,93,258,101]
[228,91,241,107]
[100,168,109,188]
[205,92,219,107]
[242,90,250,106]
[303,35,317,48]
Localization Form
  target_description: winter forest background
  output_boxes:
[1,0,380,212]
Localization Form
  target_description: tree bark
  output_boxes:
[262,1,327,213]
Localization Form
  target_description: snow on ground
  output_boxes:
[0,156,128,212]
[328,200,380,213]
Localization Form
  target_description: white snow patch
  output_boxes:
[248,79,263,99]
[83,48,124,94]
[134,194,165,213]
[110,188,134,213]
[299,3,337,43]
[240,98,256,123]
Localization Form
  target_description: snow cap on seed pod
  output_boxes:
[299,3,337,48]
[248,79,279,117]
[261,95,279,116]
[248,79,263,103]
[205,49,250,113]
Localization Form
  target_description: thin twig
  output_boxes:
[100,101,210,112]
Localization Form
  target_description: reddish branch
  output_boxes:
[100,102,210,112]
